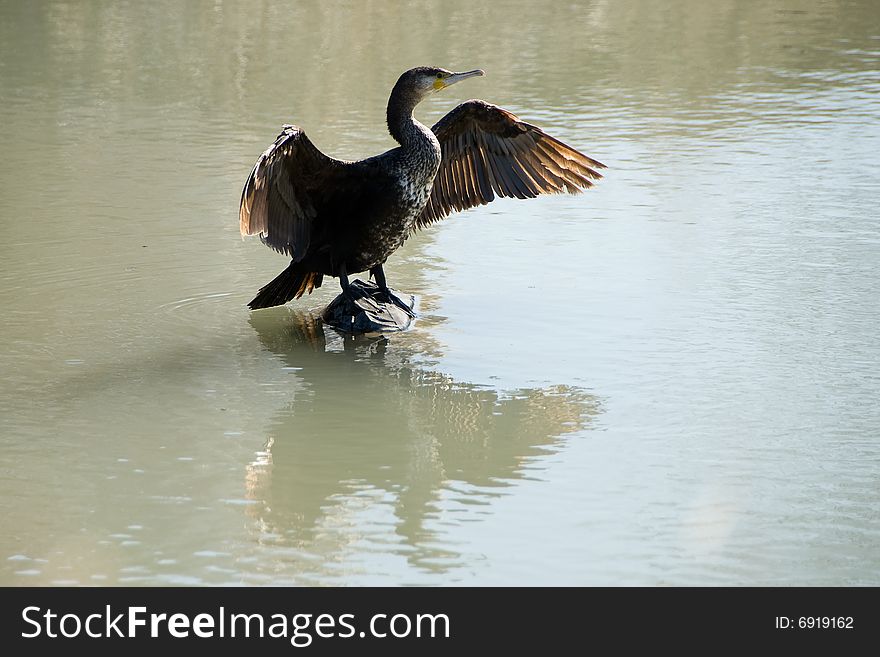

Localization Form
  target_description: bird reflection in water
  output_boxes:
[245,311,601,579]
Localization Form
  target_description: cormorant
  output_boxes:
[239,67,604,310]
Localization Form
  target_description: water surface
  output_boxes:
[1,0,879,585]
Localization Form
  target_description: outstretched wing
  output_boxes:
[417,100,606,229]
[239,124,345,260]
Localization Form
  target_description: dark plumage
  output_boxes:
[239,66,605,310]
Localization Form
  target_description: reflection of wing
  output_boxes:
[246,310,602,575]
[417,100,606,229]
[239,125,345,260]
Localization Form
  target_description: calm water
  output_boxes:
[1,0,879,585]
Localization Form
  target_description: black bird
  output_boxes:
[239,67,605,310]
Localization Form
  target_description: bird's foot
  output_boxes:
[375,286,416,317]
[340,283,368,304]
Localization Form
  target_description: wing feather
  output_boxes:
[239,125,344,260]
[416,100,605,229]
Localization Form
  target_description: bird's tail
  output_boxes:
[248,264,323,310]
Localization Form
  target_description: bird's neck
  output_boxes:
[387,92,439,155]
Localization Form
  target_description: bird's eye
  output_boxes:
[436,72,443,79]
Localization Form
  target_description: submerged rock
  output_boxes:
[321,279,416,334]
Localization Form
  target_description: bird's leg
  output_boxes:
[338,263,353,300]
[370,263,414,316]
[369,264,389,294]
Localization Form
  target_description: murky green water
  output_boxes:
[1,0,879,585]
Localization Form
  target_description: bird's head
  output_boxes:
[396,66,485,102]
